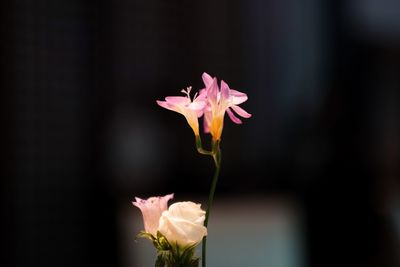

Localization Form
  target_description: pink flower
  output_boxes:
[157,87,207,136]
[132,193,174,236]
[201,72,251,141]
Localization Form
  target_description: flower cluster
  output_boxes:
[157,72,251,141]
[133,194,207,266]
[133,72,251,267]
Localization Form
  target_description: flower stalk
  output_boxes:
[196,137,221,267]
[195,136,213,156]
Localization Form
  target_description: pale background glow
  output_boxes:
[124,197,304,267]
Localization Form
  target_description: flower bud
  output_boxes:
[159,201,207,247]
[132,194,174,236]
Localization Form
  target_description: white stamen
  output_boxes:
[181,86,193,101]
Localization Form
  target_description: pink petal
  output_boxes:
[156,100,176,112]
[132,197,143,208]
[203,108,212,133]
[229,89,248,105]
[220,80,230,103]
[132,194,174,236]
[198,89,207,99]
[230,105,252,118]
[227,108,242,124]
[207,78,219,108]
[202,72,214,87]
[196,109,204,118]
[188,99,206,111]
[165,96,189,105]
[159,193,174,210]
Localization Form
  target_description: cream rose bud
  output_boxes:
[158,201,207,247]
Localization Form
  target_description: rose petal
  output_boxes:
[158,201,207,246]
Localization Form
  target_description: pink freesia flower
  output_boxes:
[201,72,251,140]
[157,87,207,136]
[132,193,174,236]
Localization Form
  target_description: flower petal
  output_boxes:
[182,110,200,135]
[203,108,212,133]
[202,72,214,87]
[158,201,207,246]
[197,89,207,99]
[132,194,174,236]
[159,193,174,210]
[156,100,178,112]
[229,89,248,105]
[230,104,252,118]
[207,78,219,109]
[165,96,189,105]
[188,99,206,111]
[227,108,242,124]
[220,80,230,100]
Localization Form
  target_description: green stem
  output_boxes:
[195,136,213,156]
[201,140,221,267]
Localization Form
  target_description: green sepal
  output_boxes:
[138,231,200,267]
[156,231,171,251]
[137,231,158,247]
[156,242,200,267]
[137,231,156,241]
[171,243,199,267]
[154,254,165,267]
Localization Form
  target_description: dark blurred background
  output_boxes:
[1,0,400,266]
